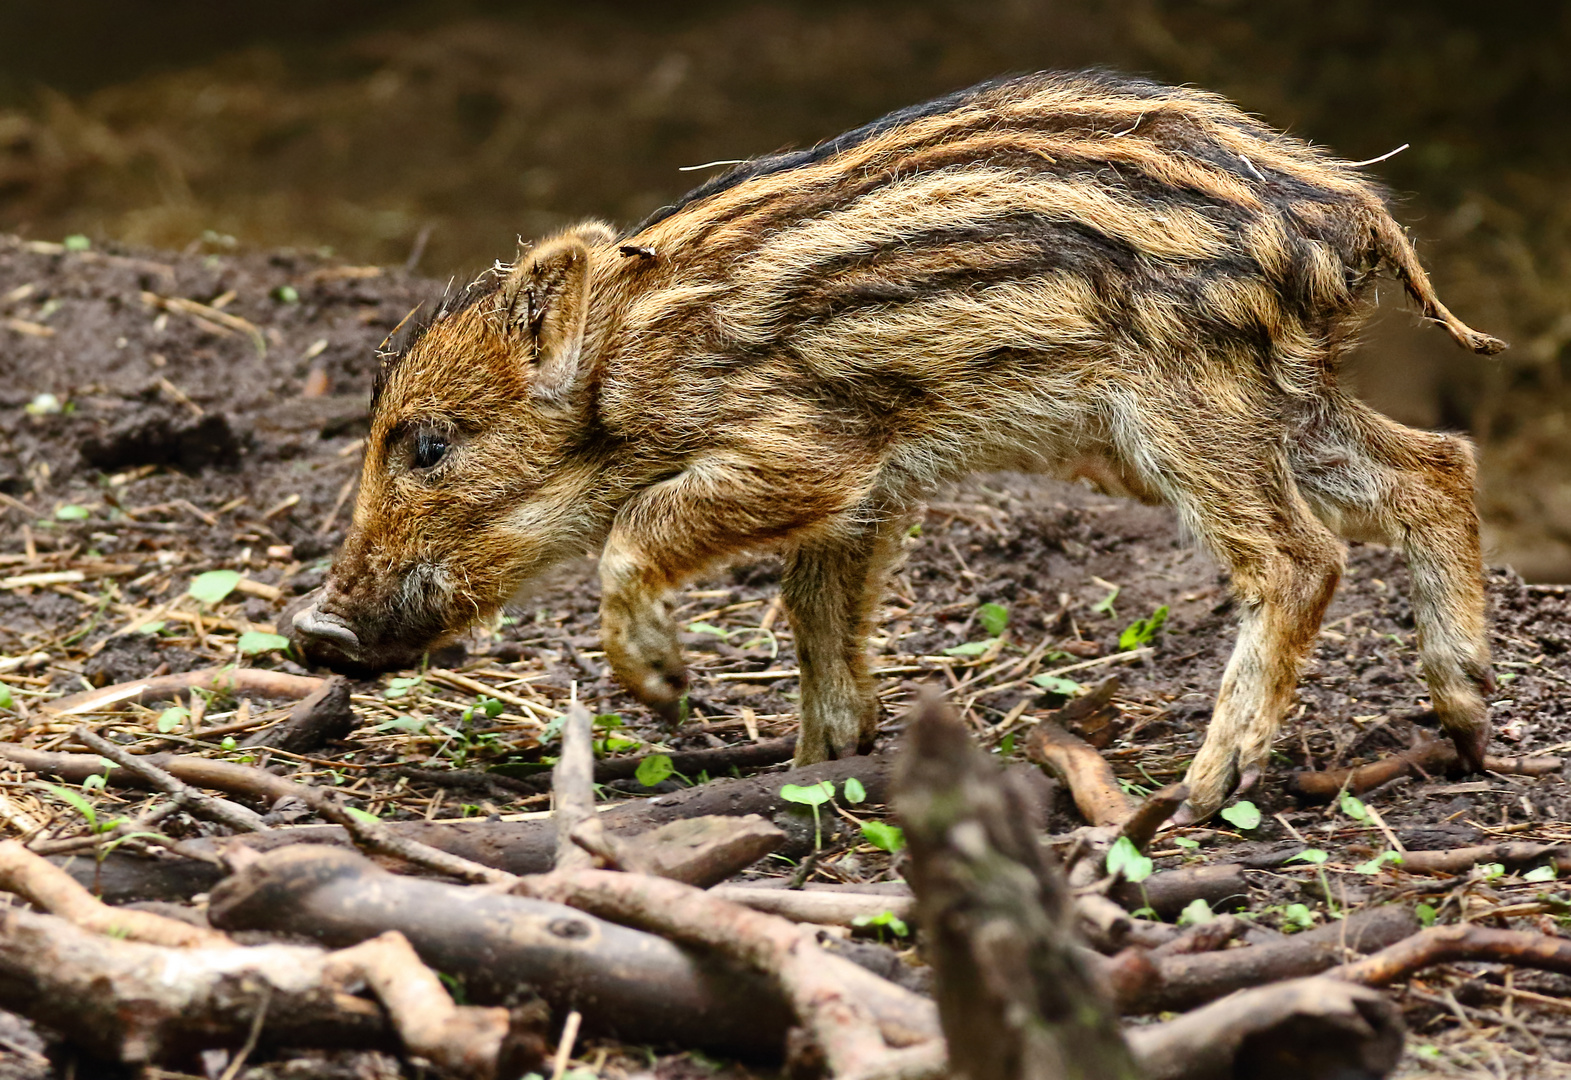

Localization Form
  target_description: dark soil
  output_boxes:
[2,238,1570,1077]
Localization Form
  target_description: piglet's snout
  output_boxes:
[292,604,361,655]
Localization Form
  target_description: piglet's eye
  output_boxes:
[412,431,449,470]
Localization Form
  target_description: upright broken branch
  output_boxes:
[896,691,1139,1080]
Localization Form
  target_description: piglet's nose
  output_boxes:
[292,605,361,654]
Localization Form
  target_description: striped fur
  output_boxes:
[297,71,1504,819]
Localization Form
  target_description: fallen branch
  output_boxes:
[1028,718,1134,828]
[1127,976,1404,1080]
[515,866,941,1077]
[43,668,323,717]
[709,884,914,927]
[897,690,1138,1079]
[1118,783,1188,854]
[554,705,597,871]
[1110,906,1419,1014]
[1396,842,1571,876]
[209,843,794,1056]
[1290,730,1562,800]
[0,743,306,805]
[0,839,227,947]
[0,905,530,1077]
[1109,863,1250,919]
[72,725,269,833]
[576,814,785,887]
[290,783,515,886]
[242,674,357,753]
[1333,923,1571,987]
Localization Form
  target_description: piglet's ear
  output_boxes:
[496,233,597,403]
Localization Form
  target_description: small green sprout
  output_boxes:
[1218,801,1262,831]
[635,754,674,788]
[781,780,837,850]
[188,569,241,606]
[861,821,904,853]
[1118,605,1169,651]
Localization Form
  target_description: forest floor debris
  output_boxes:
[1,237,1570,1076]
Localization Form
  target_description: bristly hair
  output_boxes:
[626,76,1018,239]
[371,271,503,410]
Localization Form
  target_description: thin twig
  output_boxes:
[71,726,269,833]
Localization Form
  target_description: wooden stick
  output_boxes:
[896,690,1139,1079]
[44,668,323,717]
[554,705,597,871]
[515,868,941,1074]
[1126,976,1403,1080]
[1027,720,1135,828]
[0,839,228,948]
[208,843,793,1056]
[72,726,269,833]
[1332,924,1571,987]
[1109,906,1419,1014]
[1289,729,1562,799]
[1397,842,1571,876]
[0,905,521,1076]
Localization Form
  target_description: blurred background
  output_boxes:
[1,0,1567,579]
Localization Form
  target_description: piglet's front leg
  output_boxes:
[599,544,689,726]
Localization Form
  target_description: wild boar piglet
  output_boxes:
[293,70,1504,820]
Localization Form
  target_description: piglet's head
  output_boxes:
[292,222,616,671]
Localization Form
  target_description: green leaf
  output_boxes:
[1281,903,1315,931]
[1177,898,1215,926]
[1172,836,1200,850]
[0,683,12,710]
[344,806,381,825]
[860,821,905,853]
[373,715,426,734]
[237,631,290,655]
[1478,862,1506,882]
[600,735,640,753]
[1092,583,1120,615]
[942,639,995,657]
[188,569,241,606]
[43,783,98,830]
[1118,605,1169,652]
[384,675,423,699]
[81,773,107,791]
[635,754,674,788]
[1524,864,1558,883]
[54,504,90,521]
[1032,674,1083,695]
[907,523,922,538]
[63,234,91,251]
[977,602,1009,638]
[1287,847,1328,865]
[591,712,623,729]
[781,780,835,807]
[272,284,300,304]
[1106,835,1155,883]
[136,621,166,635]
[998,732,1016,756]
[851,910,910,937]
[156,706,188,733]
[1339,793,1369,821]
[1414,902,1438,927]
[1218,800,1262,831]
[843,777,867,805]
[1354,850,1403,875]
[687,622,730,637]
[220,736,237,751]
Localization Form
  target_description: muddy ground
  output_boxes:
[1,238,1571,1077]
